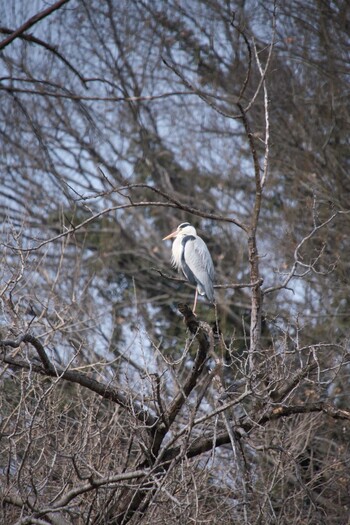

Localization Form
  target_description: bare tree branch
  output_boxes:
[0,0,71,51]
[0,28,86,86]
[1,338,158,428]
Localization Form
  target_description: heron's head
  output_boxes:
[162,223,197,240]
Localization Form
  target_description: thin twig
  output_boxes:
[0,83,196,101]
[0,28,86,87]
[252,38,270,188]
[243,2,277,113]
[264,209,350,295]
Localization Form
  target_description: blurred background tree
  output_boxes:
[1,1,350,523]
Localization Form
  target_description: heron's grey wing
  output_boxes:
[183,236,215,302]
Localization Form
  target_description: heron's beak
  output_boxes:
[162,229,178,240]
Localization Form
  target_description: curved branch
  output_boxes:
[4,188,246,253]
[0,0,71,49]
[123,183,247,232]
[162,401,350,463]
[0,28,86,87]
[4,469,150,524]
[1,334,53,372]
[264,208,350,295]
[0,82,194,101]
[162,56,242,120]
[1,338,157,429]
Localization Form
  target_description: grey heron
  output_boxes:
[163,223,215,312]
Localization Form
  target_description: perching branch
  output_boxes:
[153,267,263,290]
[168,303,213,424]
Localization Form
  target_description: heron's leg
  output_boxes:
[193,289,198,313]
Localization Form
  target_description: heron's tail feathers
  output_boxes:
[197,283,215,303]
